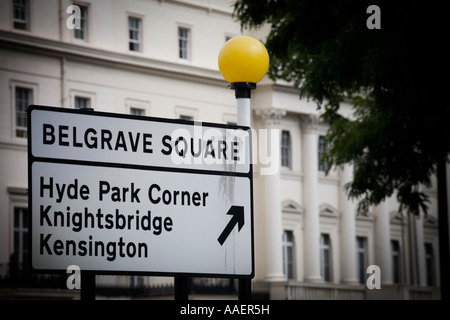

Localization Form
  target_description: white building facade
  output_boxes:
[0,0,441,299]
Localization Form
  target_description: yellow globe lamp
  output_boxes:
[218,36,269,128]
[218,35,269,85]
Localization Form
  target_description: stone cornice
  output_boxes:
[163,0,233,16]
[254,108,286,125]
[0,30,226,86]
[0,139,27,152]
[300,113,327,134]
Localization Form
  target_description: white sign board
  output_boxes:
[28,105,254,278]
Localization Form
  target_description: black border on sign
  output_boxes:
[27,103,251,136]
[27,104,254,279]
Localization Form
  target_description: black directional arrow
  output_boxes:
[217,206,245,246]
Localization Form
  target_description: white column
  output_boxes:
[414,213,427,286]
[339,164,358,284]
[374,201,393,285]
[409,185,426,286]
[255,109,286,282]
[301,115,322,282]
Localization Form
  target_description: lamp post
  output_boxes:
[218,35,269,300]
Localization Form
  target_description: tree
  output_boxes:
[233,0,447,216]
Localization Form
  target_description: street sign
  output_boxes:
[28,105,254,278]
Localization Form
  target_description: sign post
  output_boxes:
[80,271,95,300]
[28,105,254,298]
[78,107,96,301]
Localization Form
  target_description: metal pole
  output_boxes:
[76,107,97,301]
[238,278,251,300]
[233,82,255,301]
[174,277,189,300]
[237,97,251,128]
[80,272,96,300]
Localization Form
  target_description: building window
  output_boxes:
[178,27,190,60]
[356,236,368,284]
[175,106,197,120]
[320,233,333,282]
[391,240,401,284]
[318,135,328,172]
[424,243,435,286]
[74,4,88,41]
[128,16,141,52]
[15,87,32,138]
[281,130,291,169]
[282,231,295,280]
[179,114,193,121]
[13,207,29,272]
[130,107,145,116]
[74,96,91,109]
[13,0,29,31]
